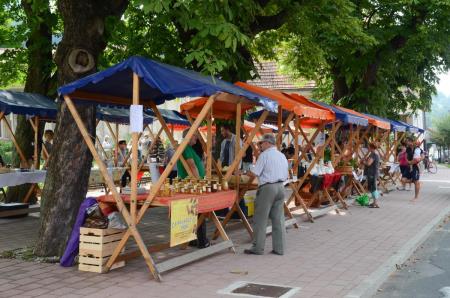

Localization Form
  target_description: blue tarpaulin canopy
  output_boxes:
[0,90,57,118]
[397,120,423,134]
[363,113,406,132]
[247,109,292,124]
[58,56,277,112]
[97,106,154,125]
[313,101,369,126]
[145,108,190,126]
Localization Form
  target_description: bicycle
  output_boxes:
[424,156,437,174]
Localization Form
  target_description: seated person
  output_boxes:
[117,140,131,187]
[42,130,54,161]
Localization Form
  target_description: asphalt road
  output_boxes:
[375,215,450,298]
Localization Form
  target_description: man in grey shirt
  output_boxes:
[243,134,288,255]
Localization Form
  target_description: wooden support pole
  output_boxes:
[138,127,163,172]
[206,106,213,179]
[63,95,161,281]
[33,117,39,169]
[148,101,194,178]
[130,73,139,224]
[1,113,28,167]
[277,107,283,149]
[224,110,269,181]
[138,95,216,221]
[276,112,295,149]
[293,115,299,176]
[331,122,335,165]
[235,102,241,204]
[185,113,223,179]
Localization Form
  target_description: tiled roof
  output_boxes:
[248,61,316,91]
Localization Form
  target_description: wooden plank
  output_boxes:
[78,260,125,273]
[79,233,125,244]
[155,240,233,273]
[0,206,40,218]
[114,243,171,263]
[63,95,162,281]
[310,205,339,218]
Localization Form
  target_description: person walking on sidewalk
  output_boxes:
[397,144,411,191]
[243,134,288,255]
[362,142,380,208]
[407,138,423,201]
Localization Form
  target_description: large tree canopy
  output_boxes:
[268,0,450,117]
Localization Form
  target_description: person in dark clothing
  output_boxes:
[242,141,253,171]
[402,138,423,201]
[362,142,380,208]
[0,154,4,167]
[192,138,204,161]
[117,140,131,187]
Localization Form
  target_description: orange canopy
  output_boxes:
[235,82,334,121]
[334,106,390,130]
[285,93,334,121]
[180,93,256,120]
[167,123,190,131]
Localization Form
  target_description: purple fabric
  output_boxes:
[60,197,97,267]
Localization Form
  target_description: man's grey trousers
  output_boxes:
[251,182,286,254]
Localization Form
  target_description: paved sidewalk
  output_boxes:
[0,167,449,298]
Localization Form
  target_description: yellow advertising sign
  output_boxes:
[170,198,198,247]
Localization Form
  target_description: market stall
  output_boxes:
[238,83,344,222]
[312,101,370,199]
[0,91,57,210]
[334,106,391,193]
[180,94,275,238]
[57,56,276,281]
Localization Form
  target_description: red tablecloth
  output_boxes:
[97,190,237,213]
[322,173,342,190]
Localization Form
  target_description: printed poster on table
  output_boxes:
[170,198,198,247]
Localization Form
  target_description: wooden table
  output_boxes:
[97,190,237,274]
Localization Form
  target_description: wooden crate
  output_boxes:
[78,227,126,273]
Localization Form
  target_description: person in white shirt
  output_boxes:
[243,134,288,255]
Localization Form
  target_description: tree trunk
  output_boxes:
[6,0,53,204]
[34,0,128,258]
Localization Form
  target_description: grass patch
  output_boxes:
[0,246,59,263]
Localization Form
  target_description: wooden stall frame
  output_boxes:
[64,93,162,281]
[104,93,232,279]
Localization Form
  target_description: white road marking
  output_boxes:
[422,179,450,183]
[439,287,450,298]
[439,186,450,189]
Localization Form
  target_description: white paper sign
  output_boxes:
[130,104,143,133]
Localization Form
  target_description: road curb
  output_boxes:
[344,204,450,298]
